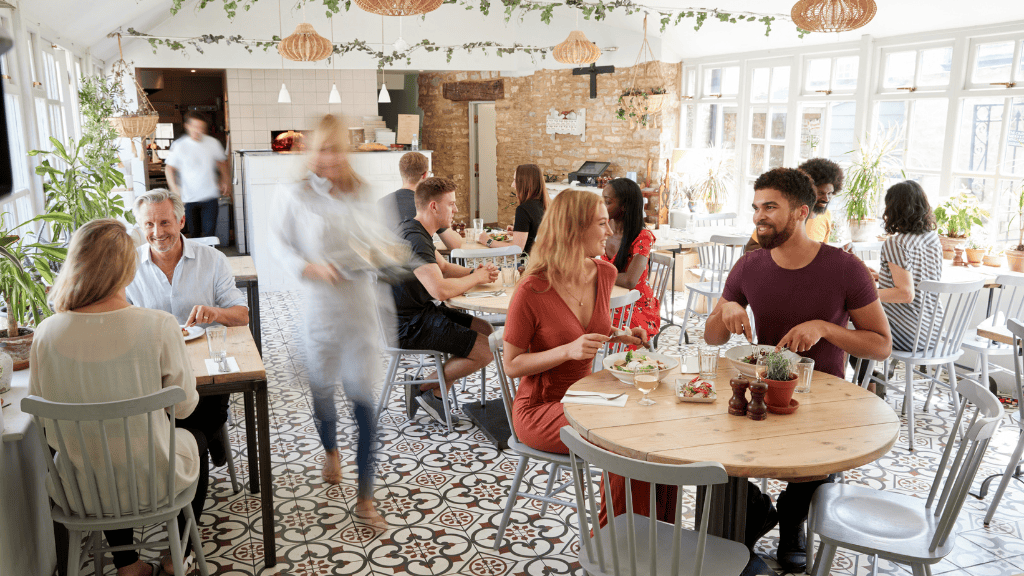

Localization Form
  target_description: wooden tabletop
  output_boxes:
[186,326,266,386]
[651,227,750,251]
[864,258,1024,288]
[448,283,630,315]
[228,256,257,281]
[563,363,900,479]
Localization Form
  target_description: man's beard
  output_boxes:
[758,213,799,250]
[812,200,829,215]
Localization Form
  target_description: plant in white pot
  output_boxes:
[843,124,904,242]
[1005,180,1024,272]
[934,191,988,259]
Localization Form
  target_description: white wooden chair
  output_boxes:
[981,318,1024,525]
[678,235,747,346]
[647,251,674,347]
[22,388,210,576]
[959,275,1024,396]
[594,289,641,372]
[691,212,738,228]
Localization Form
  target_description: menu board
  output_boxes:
[396,114,420,145]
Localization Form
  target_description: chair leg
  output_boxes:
[494,455,531,550]
[539,462,559,516]
[910,563,929,576]
[810,541,837,576]
[434,354,454,433]
[221,422,240,494]
[66,529,83,576]
[947,362,960,416]
[678,290,697,346]
[905,362,916,451]
[166,515,185,576]
[375,354,400,421]
[184,505,211,576]
[984,430,1024,525]
[924,365,937,413]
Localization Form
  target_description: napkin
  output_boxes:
[561,391,629,407]
[680,356,699,373]
[205,357,240,375]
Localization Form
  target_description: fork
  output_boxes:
[564,392,626,401]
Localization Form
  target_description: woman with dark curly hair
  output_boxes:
[877,180,943,352]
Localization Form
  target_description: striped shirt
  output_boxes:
[126,236,247,326]
[879,231,943,351]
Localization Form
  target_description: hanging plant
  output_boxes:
[616,15,671,130]
[106,35,160,160]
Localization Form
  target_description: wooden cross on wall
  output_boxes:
[572,63,615,99]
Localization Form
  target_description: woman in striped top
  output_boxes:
[877,180,943,352]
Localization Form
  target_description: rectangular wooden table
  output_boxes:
[186,326,276,568]
[228,256,261,357]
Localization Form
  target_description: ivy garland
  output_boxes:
[125,28,550,69]
[167,0,802,37]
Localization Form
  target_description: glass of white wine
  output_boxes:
[633,365,660,406]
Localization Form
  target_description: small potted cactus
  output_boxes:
[965,239,985,267]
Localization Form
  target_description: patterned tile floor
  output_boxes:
[92,290,1024,576]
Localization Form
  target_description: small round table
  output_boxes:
[563,362,899,545]
[448,283,630,315]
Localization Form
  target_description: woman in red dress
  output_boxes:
[502,188,671,526]
[601,178,660,340]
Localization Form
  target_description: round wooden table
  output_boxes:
[448,283,630,315]
[563,360,900,544]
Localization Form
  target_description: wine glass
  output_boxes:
[633,365,660,406]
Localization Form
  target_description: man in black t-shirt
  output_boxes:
[392,177,498,423]
[379,152,463,249]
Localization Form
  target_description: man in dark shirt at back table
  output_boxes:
[704,167,892,573]
[392,177,499,424]
[379,151,463,249]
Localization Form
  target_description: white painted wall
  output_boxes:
[475,102,498,223]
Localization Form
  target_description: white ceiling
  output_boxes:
[18,0,1024,69]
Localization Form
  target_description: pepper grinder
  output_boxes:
[748,381,768,421]
[729,375,750,416]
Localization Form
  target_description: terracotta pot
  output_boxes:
[0,327,34,371]
[848,218,878,242]
[939,235,968,253]
[965,248,984,265]
[706,201,723,214]
[763,375,798,408]
[1007,249,1024,273]
[983,254,1003,267]
[942,249,955,261]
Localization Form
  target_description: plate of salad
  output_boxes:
[675,376,716,403]
[603,350,679,385]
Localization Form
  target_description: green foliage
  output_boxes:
[934,191,988,239]
[77,76,121,170]
[0,211,70,334]
[763,349,793,381]
[843,124,905,222]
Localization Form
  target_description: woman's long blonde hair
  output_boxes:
[307,114,362,193]
[50,219,137,313]
[523,188,600,288]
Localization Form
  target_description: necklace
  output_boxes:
[560,286,584,307]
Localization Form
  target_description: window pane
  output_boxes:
[26,38,37,85]
[972,41,1015,84]
[834,56,859,90]
[918,47,952,86]
[957,97,1004,173]
[955,176,994,204]
[722,67,739,96]
[697,104,712,147]
[705,68,722,96]
[828,101,857,163]
[4,94,27,192]
[875,100,908,163]
[907,99,948,170]
[806,58,831,93]
[800,105,825,159]
[749,144,765,176]
[684,104,694,148]
[722,106,738,149]
[770,66,790,102]
[769,145,785,169]
[751,68,769,102]
[1005,97,1024,176]
[883,51,916,88]
[42,51,61,101]
[751,110,767,139]
[906,173,943,207]
[771,111,787,140]
[995,180,1021,244]
[686,70,696,97]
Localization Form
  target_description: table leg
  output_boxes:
[243,391,260,494]
[248,280,262,357]
[255,379,276,567]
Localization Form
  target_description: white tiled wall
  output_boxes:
[225,68,378,251]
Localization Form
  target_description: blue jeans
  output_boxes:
[185,198,219,238]
[311,389,376,501]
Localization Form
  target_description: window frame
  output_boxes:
[800,50,861,97]
[876,39,957,95]
[965,33,1024,90]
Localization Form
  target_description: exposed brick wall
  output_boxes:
[419,63,681,227]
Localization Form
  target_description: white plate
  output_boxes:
[723,344,799,378]
[603,351,680,385]
[181,325,206,342]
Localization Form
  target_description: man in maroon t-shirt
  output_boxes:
[705,167,892,573]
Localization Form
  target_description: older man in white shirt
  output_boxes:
[127,188,248,467]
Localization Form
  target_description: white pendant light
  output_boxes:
[278,82,292,103]
[328,83,342,103]
[378,81,390,103]
[326,11,341,104]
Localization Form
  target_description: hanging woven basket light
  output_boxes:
[791,0,877,33]
[278,23,333,62]
[552,30,602,65]
[353,0,442,17]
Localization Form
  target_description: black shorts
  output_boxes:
[398,305,478,358]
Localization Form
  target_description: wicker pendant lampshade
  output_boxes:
[791,0,877,33]
[353,0,442,17]
[553,30,602,65]
[278,23,333,62]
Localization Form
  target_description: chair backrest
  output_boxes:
[980,275,1024,341]
[695,235,747,291]
[1008,318,1024,426]
[450,246,522,269]
[851,241,883,261]
[692,213,737,228]
[647,252,673,309]
[923,377,1003,551]
[908,279,985,357]
[603,289,642,363]
[22,387,187,521]
[560,426,728,576]
[488,329,523,446]
[191,236,221,247]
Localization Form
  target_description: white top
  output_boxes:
[166,134,226,203]
[28,307,200,515]
[126,236,247,326]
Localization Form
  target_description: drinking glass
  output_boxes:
[472,218,485,242]
[698,345,719,380]
[794,357,814,393]
[501,263,517,290]
[633,366,660,406]
[206,325,228,372]
[754,355,769,383]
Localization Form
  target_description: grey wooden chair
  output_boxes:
[560,425,749,576]
[678,234,747,345]
[374,315,456,432]
[594,289,640,372]
[647,251,674,347]
[22,387,210,576]
[982,318,1024,525]
[851,240,883,260]
[691,212,738,228]
[960,275,1024,397]
[807,377,1003,576]
[488,330,580,550]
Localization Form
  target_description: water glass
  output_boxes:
[698,345,719,380]
[501,263,517,289]
[472,218,485,242]
[685,216,696,235]
[794,357,814,393]
[633,366,660,406]
[206,325,228,371]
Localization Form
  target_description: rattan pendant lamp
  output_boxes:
[790,0,877,33]
[553,12,601,65]
[354,0,442,17]
[278,2,333,62]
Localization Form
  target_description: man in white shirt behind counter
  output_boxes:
[127,188,249,467]
[166,110,229,238]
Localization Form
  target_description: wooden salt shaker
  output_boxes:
[728,375,750,416]
[747,381,768,421]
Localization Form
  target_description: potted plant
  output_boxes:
[616,87,668,130]
[0,212,70,369]
[933,191,988,257]
[1005,180,1024,272]
[965,239,985,267]
[984,245,1004,267]
[843,124,904,242]
[760,349,797,408]
[674,148,735,214]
